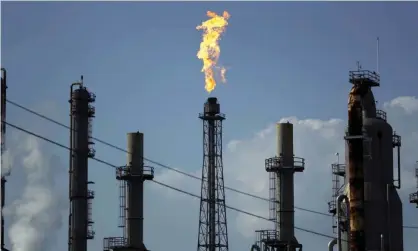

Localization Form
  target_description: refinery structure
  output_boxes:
[1,63,418,251]
[1,9,418,251]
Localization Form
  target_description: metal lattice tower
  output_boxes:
[197,97,229,251]
[410,161,418,207]
[68,77,96,251]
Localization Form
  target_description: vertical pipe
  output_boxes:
[126,132,144,247]
[347,86,367,251]
[380,234,384,251]
[386,184,391,251]
[328,239,337,251]
[376,37,380,74]
[208,120,216,251]
[276,123,295,242]
[337,195,348,251]
[1,178,5,251]
[396,146,401,189]
[1,68,6,251]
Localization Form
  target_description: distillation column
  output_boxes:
[197,97,229,251]
[1,68,9,251]
[338,68,404,251]
[69,78,96,251]
[264,122,304,251]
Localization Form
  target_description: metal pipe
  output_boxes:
[395,144,401,189]
[251,244,261,251]
[386,184,392,251]
[1,68,7,251]
[380,234,384,251]
[208,119,216,251]
[347,85,368,251]
[337,195,348,251]
[328,239,337,251]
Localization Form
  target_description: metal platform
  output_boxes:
[254,230,302,251]
[265,156,305,173]
[116,165,154,181]
[376,109,387,121]
[349,70,380,87]
[410,192,418,206]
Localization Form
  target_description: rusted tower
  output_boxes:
[103,132,154,251]
[68,76,96,251]
[197,97,229,251]
[1,68,9,251]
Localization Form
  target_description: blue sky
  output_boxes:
[2,2,418,251]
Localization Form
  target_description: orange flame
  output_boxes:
[196,11,230,93]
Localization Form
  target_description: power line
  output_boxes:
[2,120,342,240]
[6,99,331,217]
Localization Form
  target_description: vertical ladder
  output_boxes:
[118,178,127,237]
[268,172,277,223]
[329,164,346,233]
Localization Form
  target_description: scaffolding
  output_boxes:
[327,163,346,233]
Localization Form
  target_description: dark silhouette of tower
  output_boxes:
[197,97,229,251]
[410,161,418,207]
[68,77,96,251]
[1,68,9,251]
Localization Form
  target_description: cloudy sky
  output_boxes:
[1,2,418,251]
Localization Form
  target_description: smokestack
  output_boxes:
[126,132,145,247]
[103,132,154,251]
[124,132,153,251]
[264,122,304,251]
[69,80,96,251]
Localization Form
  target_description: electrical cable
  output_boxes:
[2,120,344,240]
[6,99,331,217]
[5,100,418,231]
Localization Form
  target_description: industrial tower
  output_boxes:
[410,161,418,207]
[1,68,9,251]
[197,97,229,251]
[103,132,154,251]
[328,67,403,251]
[68,77,96,251]
[252,122,304,251]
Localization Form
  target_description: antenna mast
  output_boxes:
[377,37,380,73]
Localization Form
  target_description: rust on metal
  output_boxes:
[347,85,368,251]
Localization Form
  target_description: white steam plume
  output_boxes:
[1,149,13,177]
[8,135,66,251]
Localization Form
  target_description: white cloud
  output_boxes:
[384,96,418,114]
[148,96,418,251]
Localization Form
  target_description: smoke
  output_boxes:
[7,134,66,251]
[1,149,14,176]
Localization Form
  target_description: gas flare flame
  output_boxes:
[196,11,230,93]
